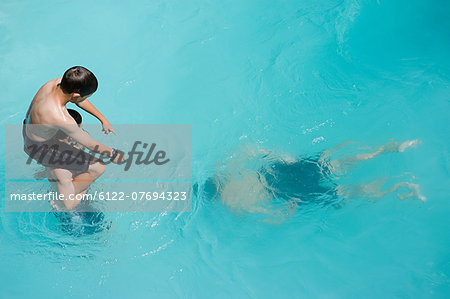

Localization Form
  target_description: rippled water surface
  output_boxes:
[1,0,449,298]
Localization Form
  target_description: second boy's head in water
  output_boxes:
[54,109,85,149]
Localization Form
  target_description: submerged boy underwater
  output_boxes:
[198,140,424,221]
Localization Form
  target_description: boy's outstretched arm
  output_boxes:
[76,99,117,135]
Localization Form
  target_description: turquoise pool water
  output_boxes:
[1,0,449,297]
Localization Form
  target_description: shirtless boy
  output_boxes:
[23,66,125,210]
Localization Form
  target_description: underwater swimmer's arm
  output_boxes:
[76,99,117,135]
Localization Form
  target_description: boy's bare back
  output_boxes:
[25,78,78,142]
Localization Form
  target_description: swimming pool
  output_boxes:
[1,0,449,297]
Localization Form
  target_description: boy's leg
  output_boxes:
[48,178,89,211]
[49,161,105,210]
[49,168,79,210]
[326,139,420,175]
[336,178,426,201]
[71,160,106,194]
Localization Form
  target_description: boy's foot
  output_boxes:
[398,139,421,152]
[382,139,421,153]
[397,182,426,202]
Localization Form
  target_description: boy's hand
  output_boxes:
[102,121,117,135]
[111,150,127,164]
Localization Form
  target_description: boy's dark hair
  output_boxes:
[58,66,98,97]
[67,109,82,126]
[54,109,83,140]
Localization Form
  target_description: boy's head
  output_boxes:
[59,66,98,99]
[54,109,84,144]
[67,109,82,127]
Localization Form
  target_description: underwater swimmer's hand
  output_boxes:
[102,121,117,135]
